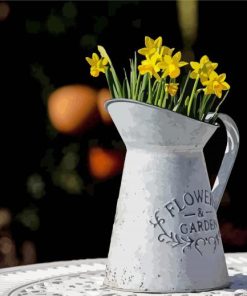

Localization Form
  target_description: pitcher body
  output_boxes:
[104,99,239,293]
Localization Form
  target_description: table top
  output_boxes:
[0,253,246,296]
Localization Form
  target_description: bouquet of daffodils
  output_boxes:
[86,36,230,123]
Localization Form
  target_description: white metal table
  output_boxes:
[0,253,246,296]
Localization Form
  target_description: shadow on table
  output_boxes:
[223,273,247,292]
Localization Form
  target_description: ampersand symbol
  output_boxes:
[198,208,204,217]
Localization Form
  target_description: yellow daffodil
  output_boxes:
[85,53,108,77]
[158,51,188,79]
[138,36,163,57]
[138,52,161,80]
[160,46,175,57]
[190,55,218,84]
[165,83,179,97]
[203,72,230,98]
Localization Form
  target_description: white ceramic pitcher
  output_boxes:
[104,99,239,293]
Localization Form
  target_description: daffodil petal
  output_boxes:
[154,36,162,48]
[200,55,209,64]
[209,71,218,80]
[212,63,218,70]
[145,36,153,48]
[153,71,161,81]
[164,55,172,64]
[90,68,99,77]
[170,66,180,78]
[179,61,188,67]
[85,57,93,66]
[190,71,198,79]
[157,62,166,69]
[102,58,108,66]
[173,51,181,63]
[190,61,200,70]
[92,53,99,61]
[222,82,230,90]
[218,73,226,81]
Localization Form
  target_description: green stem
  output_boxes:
[105,67,115,98]
[179,71,190,103]
[162,91,169,108]
[147,78,152,104]
[124,69,131,98]
[110,67,122,97]
[168,78,176,110]
[154,80,161,105]
[201,95,216,121]
[138,74,148,102]
[152,80,159,93]
[187,76,199,117]
[199,94,211,121]
[158,79,166,107]
[214,90,229,114]
[199,94,207,120]
[134,73,141,100]
[193,89,203,118]
[210,90,229,124]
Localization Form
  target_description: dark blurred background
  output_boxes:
[0,1,246,268]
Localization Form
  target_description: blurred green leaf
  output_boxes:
[94,16,108,34]
[31,64,54,104]
[26,20,42,34]
[80,34,97,49]
[46,15,65,35]
[52,170,84,195]
[27,174,45,200]
[16,207,40,231]
[62,2,77,19]
[108,2,123,17]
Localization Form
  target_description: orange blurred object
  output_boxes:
[48,85,99,134]
[0,2,10,21]
[88,147,125,180]
[97,88,112,124]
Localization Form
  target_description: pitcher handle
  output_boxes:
[211,113,240,211]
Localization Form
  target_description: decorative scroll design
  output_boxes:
[150,210,220,256]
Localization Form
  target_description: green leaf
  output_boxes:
[147,78,152,104]
[122,78,127,98]
[26,20,42,34]
[113,83,119,98]
[130,53,138,99]
[110,68,122,97]
[105,68,115,98]
[98,45,111,65]
[80,34,97,49]
[187,76,199,117]
[138,74,148,102]
[154,80,162,106]
[158,79,166,107]
[185,95,190,107]
[179,71,190,102]
[124,69,131,98]
[62,2,77,19]
[134,73,141,100]
[173,96,183,112]
[94,16,108,34]
[214,90,229,114]
[46,15,65,35]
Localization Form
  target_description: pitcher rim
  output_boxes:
[105,98,219,129]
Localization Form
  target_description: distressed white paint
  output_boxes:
[104,99,239,293]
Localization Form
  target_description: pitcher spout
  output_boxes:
[105,99,218,149]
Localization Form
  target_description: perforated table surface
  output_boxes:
[0,253,246,296]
